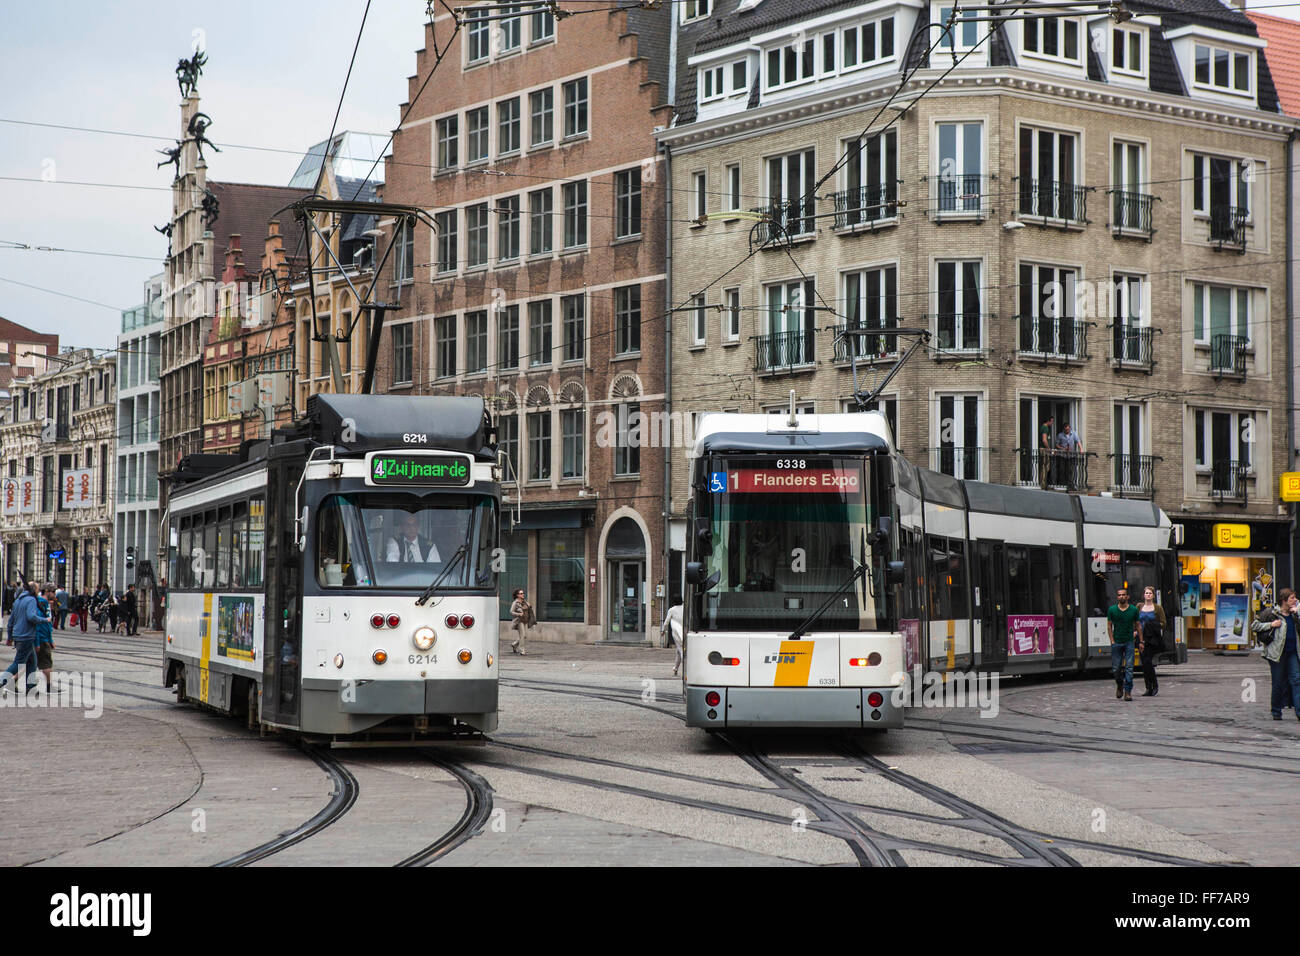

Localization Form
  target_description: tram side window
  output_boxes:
[317,498,354,587]
[927,535,966,620]
[1124,552,1156,603]
[202,510,217,588]
[231,501,248,587]
[174,516,194,589]
[900,529,921,619]
[1008,545,1053,615]
[215,505,232,589]
[948,539,968,619]
[246,496,265,589]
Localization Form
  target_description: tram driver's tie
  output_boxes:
[408,542,418,562]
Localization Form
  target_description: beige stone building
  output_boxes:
[662,0,1295,641]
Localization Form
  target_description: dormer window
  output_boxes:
[842,15,896,71]
[937,6,979,52]
[682,0,710,23]
[1024,16,1082,63]
[765,37,815,90]
[701,65,725,101]
[1194,43,1252,95]
[699,59,750,104]
[1111,25,1145,77]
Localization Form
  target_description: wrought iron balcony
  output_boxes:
[933,174,989,218]
[1112,324,1154,372]
[1210,333,1247,379]
[832,185,898,229]
[1209,205,1247,252]
[754,328,816,375]
[833,321,899,363]
[1109,189,1156,239]
[929,446,985,481]
[1016,448,1092,492]
[1109,453,1160,497]
[1017,179,1089,224]
[1018,317,1090,362]
[1211,459,1249,506]
[932,312,990,353]
[750,198,816,246]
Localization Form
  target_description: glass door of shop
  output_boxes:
[608,560,645,640]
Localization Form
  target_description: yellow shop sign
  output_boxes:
[1212,523,1250,549]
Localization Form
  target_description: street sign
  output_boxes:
[1281,472,1300,502]
[1212,523,1250,549]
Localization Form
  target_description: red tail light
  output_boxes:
[705,691,721,707]
[445,614,460,629]
[370,614,385,629]
[867,692,884,708]
[460,614,475,629]
[707,651,740,666]
[386,614,401,629]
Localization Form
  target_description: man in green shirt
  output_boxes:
[1107,587,1140,702]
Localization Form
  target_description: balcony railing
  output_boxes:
[929,446,985,481]
[1211,459,1249,506]
[933,313,989,353]
[1017,179,1089,224]
[833,321,899,363]
[933,174,989,217]
[1109,453,1160,497]
[1018,317,1090,361]
[833,184,898,228]
[754,328,816,375]
[1109,189,1156,238]
[1209,205,1247,252]
[1210,333,1248,379]
[750,198,816,246]
[1016,448,1093,491]
[1112,324,1155,372]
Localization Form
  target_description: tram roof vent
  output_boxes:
[305,393,495,460]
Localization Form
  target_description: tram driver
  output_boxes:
[386,512,442,563]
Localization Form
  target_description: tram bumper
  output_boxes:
[304,677,497,716]
[686,686,904,729]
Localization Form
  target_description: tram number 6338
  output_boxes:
[775,459,806,469]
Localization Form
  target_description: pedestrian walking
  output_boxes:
[0,583,45,694]
[55,585,70,629]
[661,603,683,676]
[1251,587,1300,721]
[122,584,139,636]
[33,587,55,693]
[77,591,89,632]
[509,588,533,656]
[1137,585,1166,697]
[1107,586,1140,702]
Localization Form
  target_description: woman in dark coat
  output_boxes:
[1137,585,1166,697]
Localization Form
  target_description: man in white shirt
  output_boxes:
[661,603,683,675]
[386,513,441,563]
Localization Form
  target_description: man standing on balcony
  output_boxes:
[1055,423,1083,490]
[1038,414,1055,489]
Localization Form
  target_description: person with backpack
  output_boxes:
[1252,587,1300,721]
[1,583,46,694]
[1137,586,1166,697]
[33,586,55,692]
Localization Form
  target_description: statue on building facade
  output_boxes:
[156,140,182,177]
[187,112,221,161]
[155,223,173,256]
[201,188,220,229]
[175,50,207,98]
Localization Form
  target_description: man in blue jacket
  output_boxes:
[1,583,44,693]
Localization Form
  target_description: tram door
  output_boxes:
[975,540,1007,667]
[1050,545,1078,661]
[261,456,303,727]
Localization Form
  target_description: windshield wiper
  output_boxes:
[414,543,468,606]
[787,562,870,640]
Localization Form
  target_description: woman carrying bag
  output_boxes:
[1137,585,1166,697]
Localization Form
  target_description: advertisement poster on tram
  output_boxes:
[900,618,920,674]
[217,596,256,661]
[1215,594,1249,645]
[1008,614,1054,656]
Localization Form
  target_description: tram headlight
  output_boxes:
[333,653,345,669]
[413,626,437,651]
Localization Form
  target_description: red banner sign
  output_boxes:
[724,468,861,494]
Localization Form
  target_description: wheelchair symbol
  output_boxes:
[709,472,727,493]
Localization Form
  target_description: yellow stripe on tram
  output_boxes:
[774,641,815,687]
[199,593,213,704]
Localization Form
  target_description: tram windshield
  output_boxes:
[315,492,497,590]
[694,455,882,631]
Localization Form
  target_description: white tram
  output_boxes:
[682,405,1183,732]
[163,394,501,740]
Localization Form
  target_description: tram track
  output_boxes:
[396,753,495,866]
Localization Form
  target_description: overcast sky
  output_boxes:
[2,1,1297,352]
[0,0,430,350]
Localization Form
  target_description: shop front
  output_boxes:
[1177,519,1289,653]
[497,505,593,642]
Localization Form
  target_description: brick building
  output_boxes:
[378,2,673,642]
[0,317,58,396]
[662,0,1295,649]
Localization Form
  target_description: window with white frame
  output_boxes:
[766,149,815,235]
[1191,154,1251,219]
[726,163,741,212]
[1113,273,1147,363]
[562,180,587,248]
[1112,140,1147,230]
[467,106,489,163]
[936,261,981,352]
[499,5,522,53]
[1191,283,1252,346]
[843,129,897,225]
[763,280,816,369]
[530,88,554,146]
[466,8,490,64]
[531,4,554,43]
[561,294,585,362]
[498,98,521,155]
[690,294,707,347]
[528,300,552,366]
[1018,126,1079,219]
[765,36,815,89]
[529,187,553,254]
[394,220,414,283]
[615,285,640,355]
[615,168,641,239]
[466,203,489,268]
[497,195,521,262]
[435,316,457,379]
[936,121,983,213]
[436,116,459,170]
[1194,409,1255,472]
[732,59,748,91]
[562,77,588,138]
[841,16,896,70]
[934,393,982,480]
[615,403,641,476]
[1023,16,1082,63]
[843,265,898,359]
[724,287,740,343]
[1194,43,1252,95]
[528,411,552,481]
[682,0,710,24]
[466,311,488,374]
[937,6,978,51]
[692,170,707,220]
[1111,25,1145,76]
[498,304,520,371]
[391,323,413,385]
[1018,263,1082,358]
[1112,401,1147,488]
[561,408,584,479]
[498,413,519,483]
[700,65,725,102]
[435,210,458,274]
